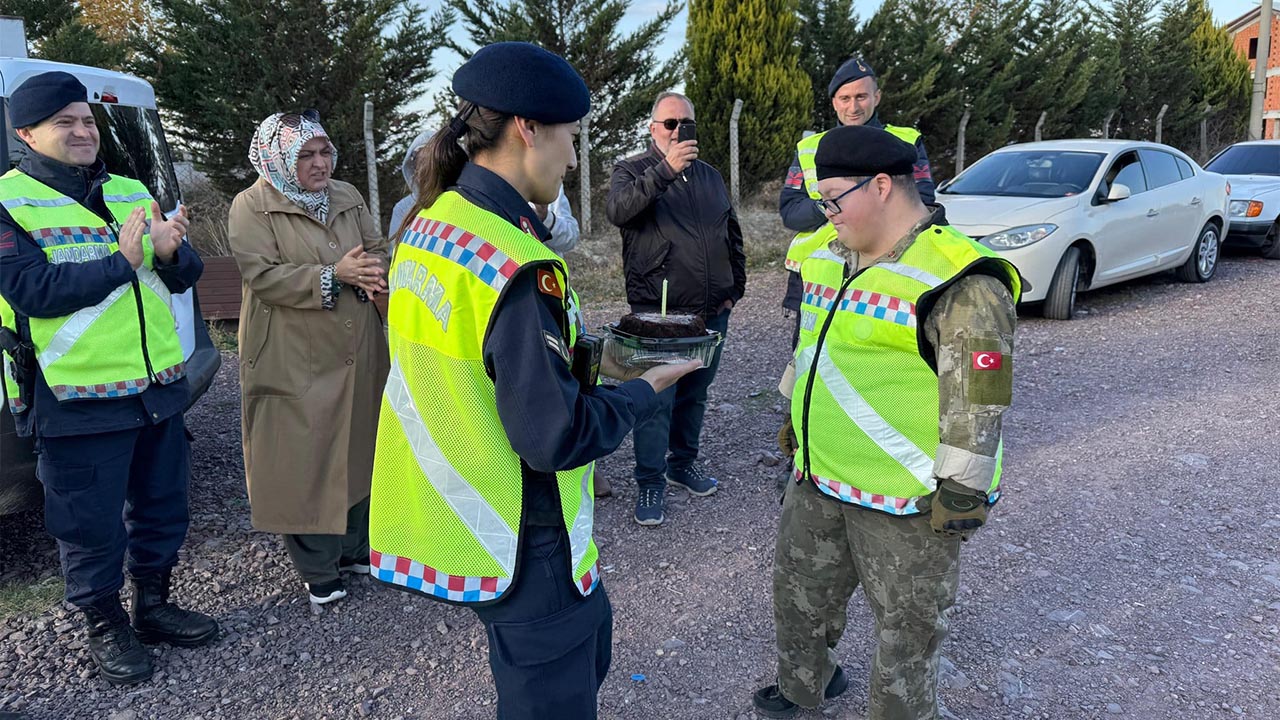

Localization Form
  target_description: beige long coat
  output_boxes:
[228,178,390,534]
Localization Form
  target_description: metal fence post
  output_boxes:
[956,108,970,175]
[1155,103,1169,144]
[363,99,379,221]
[1103,110,1115,139]
[1200,104,1212,161]
[579,113,591,236]
[1034,111,1047,142]
[729,98,743,208]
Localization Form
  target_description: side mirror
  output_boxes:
[1105,183,1131,202]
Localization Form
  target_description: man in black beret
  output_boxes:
[0,71,214,687]
[777,57,938,343]
[755,125,1022,719]
[605,91,746,526]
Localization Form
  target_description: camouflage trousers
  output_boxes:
[772,477,962,719]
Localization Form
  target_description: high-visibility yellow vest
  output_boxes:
[369,191,599,604]
[0,170,185,402]
[792,223,1021,514]
[785,125,923,273]
[0,297,25,415]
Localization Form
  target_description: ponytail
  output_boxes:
[394,102,514,241]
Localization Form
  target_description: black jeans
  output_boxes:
[471,525,612,720]
[282,497,370,585]
[632,308,730,487]
[36,415,190,607]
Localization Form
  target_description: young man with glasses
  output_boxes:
[755,125,1020,719]
[605,91,746,526]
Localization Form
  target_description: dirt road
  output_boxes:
[1,256,1278,719]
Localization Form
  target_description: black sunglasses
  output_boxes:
[652,118,695,131]
[281,108,322,127]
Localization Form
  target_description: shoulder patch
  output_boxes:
[536,269,564,299]
[543,329,570,364]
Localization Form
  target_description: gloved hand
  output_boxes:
[777,417,798,457]
[925,479,989,540]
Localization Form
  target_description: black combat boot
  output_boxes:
[82,596,153,686]
[752,665,849,719]
[130,571,220,647]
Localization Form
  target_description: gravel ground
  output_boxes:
[1,254,1278,720]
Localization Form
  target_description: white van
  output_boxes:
[0,48,222,511]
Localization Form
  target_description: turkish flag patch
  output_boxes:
[536,269,563,299]
[972,351,1002,370]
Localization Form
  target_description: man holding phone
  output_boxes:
[606,91,746,527]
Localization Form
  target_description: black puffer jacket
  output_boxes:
[606,144,745,317]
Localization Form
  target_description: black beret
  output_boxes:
[815,125,917,180]
[827,57,877,98]
[9,71,89,129]
[452,42,590,124]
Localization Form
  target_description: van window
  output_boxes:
[2,101,181,212]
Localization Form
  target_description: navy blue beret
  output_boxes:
[9,71,88,129]
[452,42,590,124]
[827,57,877,98]
[815,125,917,180]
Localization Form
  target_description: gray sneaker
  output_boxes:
[666,464,718,496]
[634,487,665,526]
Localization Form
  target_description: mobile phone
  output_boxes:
[677,123,696,144]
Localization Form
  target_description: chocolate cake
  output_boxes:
[616,312,706,339]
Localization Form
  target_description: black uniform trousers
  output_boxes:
[471,524,613,720]
[35,414,190,607]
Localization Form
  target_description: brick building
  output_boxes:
[1229,7,1280,138]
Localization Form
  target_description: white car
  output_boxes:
[1203,140,1280,259]
[939,140,1230,319]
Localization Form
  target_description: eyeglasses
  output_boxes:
[652,118,695,131]
[815,176,874,215]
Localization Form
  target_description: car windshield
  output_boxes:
[4,102,181,211]
[941,151,1104,198]
[1205,144,1280,176]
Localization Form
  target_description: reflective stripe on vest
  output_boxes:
[785,125,924,272]
[370,191,600,605]
[0,297,26,415]
[0,170,185,401]
[793,224,1021,514]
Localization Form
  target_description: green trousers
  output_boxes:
[772,478,962,720]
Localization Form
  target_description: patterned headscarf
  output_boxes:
[248,111,337,222]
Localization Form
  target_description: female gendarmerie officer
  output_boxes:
[367,43,701,718]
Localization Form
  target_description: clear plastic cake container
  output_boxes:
[602,323,723,370]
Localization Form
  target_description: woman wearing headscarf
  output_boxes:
[228,110,390,605]
[368,43,701,718]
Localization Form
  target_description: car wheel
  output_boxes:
[1176,222,1219,283]
[1262,222,1280,260]
[1043,246,1081,320]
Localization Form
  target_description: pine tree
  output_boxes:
[686,0,812,190]
[794,0,861,130]
[1093,0,1159,139]
[858,0,961,177]
[0,0,127,69]
[134,0,450,231]
[952,0,1028,157]
[1011,0,1100,142]
[445,0,683,203]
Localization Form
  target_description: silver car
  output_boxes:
[1204,140,1280,259]
[940,140,1231,320]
